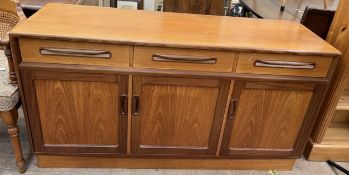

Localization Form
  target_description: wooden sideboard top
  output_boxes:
[11,3,340,56]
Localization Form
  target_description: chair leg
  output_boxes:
[4,45,17,85]
[0,109,26,173]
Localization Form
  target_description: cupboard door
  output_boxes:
[221,81,321,157]
[21,69,128,154]
[131,76,230,156]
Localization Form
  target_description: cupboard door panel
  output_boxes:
[221,82,317,157]
[229,89,313,149]
[132,76,230,156]
[35,80,119,145]
[139,84,218,147]
[21,69,128,154]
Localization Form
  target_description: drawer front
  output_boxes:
[236,53,333,77]
[133,46,236,72]
[19,38,130,67]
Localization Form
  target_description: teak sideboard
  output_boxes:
[9,4,341,170]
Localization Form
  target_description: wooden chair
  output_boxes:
[0,0,26,173]
[300,6,335,40]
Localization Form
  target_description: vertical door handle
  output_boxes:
[228,99,238,119]
[132,96,140,116]
[120,95,128,116]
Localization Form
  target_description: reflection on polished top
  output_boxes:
[11,3,340,56]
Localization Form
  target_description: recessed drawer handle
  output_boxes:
[254,60,316,69]
[152,54,217,64]
[40,47,112,58]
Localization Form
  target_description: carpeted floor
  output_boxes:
[0,50,348,175]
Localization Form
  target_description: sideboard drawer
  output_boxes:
[19,38,130,67]
[236,53,333,77]
[133,46,236,72]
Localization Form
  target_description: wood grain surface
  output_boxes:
[35,79,119,145]
[310,0,349,143]
[8,0,341,167]
[19,38,130,67]
[20,69,128,153]
[236,53,333,77]
[304,0,349,161]
[221,82,314,156]
[164,0,225,15]
[306,121,349,160]
[131,76,230,155]
[306,140,349,161]
[36,155,295,170]
[19,62,331,84]
[322,123,349,145]
[139,84,217,147]
[10,4,340,56]
[206,0,225,16]
[189,0,207,14]
[229,88,313,150]
[332,111,349,122]
[216,81,235,155]
[133,46,236,72]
